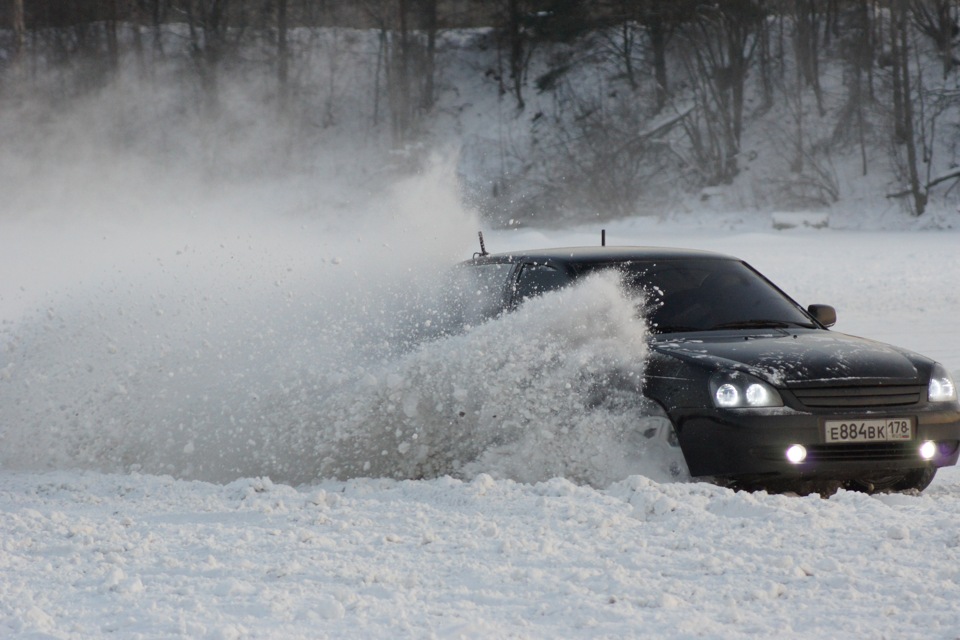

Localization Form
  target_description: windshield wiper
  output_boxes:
[710,320,813,330]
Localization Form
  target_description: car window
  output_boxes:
[514,264,572,303]
[455,262,515,324]
[579,259,816,333]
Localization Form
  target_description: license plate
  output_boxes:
[823,418,914,443]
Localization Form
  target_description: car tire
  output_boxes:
[889,466,937,493]
[850,467,937,494]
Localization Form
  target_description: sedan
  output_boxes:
[458,243,960,494]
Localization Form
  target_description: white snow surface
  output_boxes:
[3,206,960,638]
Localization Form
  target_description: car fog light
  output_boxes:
[786,444,807,464]
[919,440,937,461]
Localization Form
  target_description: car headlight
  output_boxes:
[710,371,783,408]
[929,363,957,403]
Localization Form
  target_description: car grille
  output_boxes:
[806,442,924,462]
[790,385,924,409]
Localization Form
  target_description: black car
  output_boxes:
[457,243,960,494]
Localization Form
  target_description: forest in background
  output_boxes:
[2,1,960,225]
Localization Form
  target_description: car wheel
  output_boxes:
[889,467,937,493]
[848,467,937,494]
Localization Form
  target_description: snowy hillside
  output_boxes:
[5,18,960,228]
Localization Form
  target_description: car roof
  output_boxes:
[468,245,739,266]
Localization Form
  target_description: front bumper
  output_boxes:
[674,406,960,480]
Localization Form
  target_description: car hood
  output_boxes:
[651,329,923,386]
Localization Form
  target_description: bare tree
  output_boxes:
[911,0,958,78]
[637,0,695,112]
[880,0,960,215]
[890,0,925,215]
[504,0,528,109]
[792,0,825,116]
[595,4,641,89]
[678,0,765,184]
[181,0,235,108]
[12,0,25,66]
[420,0,438,112]
[482,0,539,110]
[546,88,689,218]
[105,0,120,73]
[832,0,875,177]
[755,7,776,111]
[596,0,693,110]
[277,0,289,110]
[146,0,171,56]
[361,0,440,145]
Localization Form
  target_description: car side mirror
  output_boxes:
[807,304,837,328]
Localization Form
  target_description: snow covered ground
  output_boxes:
[6,467,960,639]
[3,198,960,638]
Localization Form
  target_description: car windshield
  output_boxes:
[578,258,817,333]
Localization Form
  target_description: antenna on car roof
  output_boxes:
[476,231,489,257]
[601,229,606,247]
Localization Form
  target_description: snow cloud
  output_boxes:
[0,70,499,483]
[0,255,672,487]
[0,72,675,487]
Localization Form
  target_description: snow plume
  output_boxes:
[0,70,677,488]
[0,130,485,483]
[0,259,675,487]
[311,272,661,487]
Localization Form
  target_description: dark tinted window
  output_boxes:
[515,264,573,303]
[579,259,815,333]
